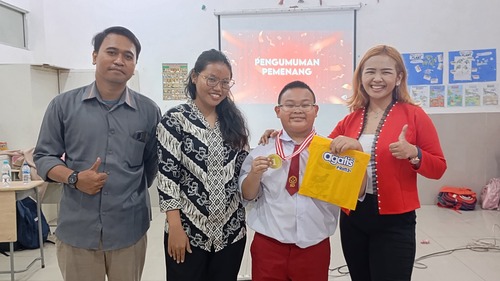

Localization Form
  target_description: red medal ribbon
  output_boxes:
[275,128,316,160]
[275,129,316,196]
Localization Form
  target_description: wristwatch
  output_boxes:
[68,171,79,189]
[408,146,422,165]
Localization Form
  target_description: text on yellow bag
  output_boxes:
[299,135,370,210]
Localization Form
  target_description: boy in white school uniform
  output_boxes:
[239,80,363,281]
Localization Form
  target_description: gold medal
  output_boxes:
[268,154,282,169]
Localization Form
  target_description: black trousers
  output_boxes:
[340,194,416,281]
[164,232,246,281]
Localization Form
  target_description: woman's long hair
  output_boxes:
[185,49,249,150]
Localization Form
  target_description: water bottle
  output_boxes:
[22,161,31,184]
[1,160,11,186]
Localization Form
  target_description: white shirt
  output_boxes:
[358,134,375,194]
[239,131,339,248]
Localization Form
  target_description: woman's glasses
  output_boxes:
[198,73,235,90]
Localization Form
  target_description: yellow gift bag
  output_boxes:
[299,135,370,210]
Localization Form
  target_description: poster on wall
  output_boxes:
[429,85,445,108]
[409,85,429,107]
[464,84,481,107]
[482,84,499,106]
[449,49,496,84]
[403,52,443,86]
[162,63,188,100]
[447,84,463,107]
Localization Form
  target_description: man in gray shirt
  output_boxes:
[34,26,161,281]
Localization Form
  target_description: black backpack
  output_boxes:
[0,197,50,254]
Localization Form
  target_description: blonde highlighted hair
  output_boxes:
[347,45,416,112]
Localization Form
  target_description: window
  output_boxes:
[0,2,27,48]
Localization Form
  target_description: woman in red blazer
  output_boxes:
[329,45,446,281]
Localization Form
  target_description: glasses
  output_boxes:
[198,73,235,90]
[277,104,317,112]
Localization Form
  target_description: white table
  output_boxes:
[0,180,45,281]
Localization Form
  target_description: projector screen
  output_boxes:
[218,9,356,146]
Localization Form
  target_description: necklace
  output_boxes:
[357,100,397,200]
[368,109,383,119]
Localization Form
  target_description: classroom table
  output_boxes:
[0,180,45,281]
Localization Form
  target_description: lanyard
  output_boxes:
[275,129,316,160]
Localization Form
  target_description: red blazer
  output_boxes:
[329,102,447,214]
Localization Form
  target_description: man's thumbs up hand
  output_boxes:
[75,157,108,195]
[89,157,102,172]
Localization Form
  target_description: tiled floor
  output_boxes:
[1,206,499,281]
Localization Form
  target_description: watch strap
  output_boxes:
[68,171,79,189]
[408,146,421,165]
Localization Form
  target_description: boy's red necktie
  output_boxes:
[285,145,300,195]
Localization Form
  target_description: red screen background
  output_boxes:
[222,30,353,104]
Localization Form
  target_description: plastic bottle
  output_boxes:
[22,161,31,184]
[1,160,12,186]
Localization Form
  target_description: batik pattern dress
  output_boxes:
[157,101,248,252]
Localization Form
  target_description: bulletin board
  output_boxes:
[351,0,500,113]
[404,49,498,109]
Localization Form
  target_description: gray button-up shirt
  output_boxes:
[34,82,161,250]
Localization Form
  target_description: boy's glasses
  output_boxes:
[277,104,316,112]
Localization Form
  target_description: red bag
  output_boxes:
[437,186,477,211]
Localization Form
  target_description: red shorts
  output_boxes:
[251,232,331,281]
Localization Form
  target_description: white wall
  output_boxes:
[4,0,500,105]
[4,0,500,110]
[0,0,500,110]
[1,0,500,204]
[0,65,58,149]
[0,65,31,148]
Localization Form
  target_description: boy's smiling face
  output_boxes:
[275,87,318,137]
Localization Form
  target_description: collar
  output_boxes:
[82,82,137,110]
[278,128,316,145]
[279,130,294,143]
